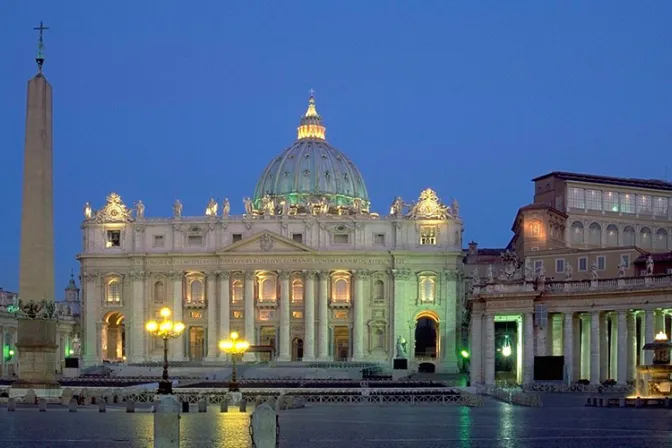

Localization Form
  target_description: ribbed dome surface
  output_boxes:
[252,95,369,210]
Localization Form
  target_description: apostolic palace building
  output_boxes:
[78,95,465,373]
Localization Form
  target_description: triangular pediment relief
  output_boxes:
[220,230,314,253]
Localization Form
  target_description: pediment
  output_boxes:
[220,231,313,253]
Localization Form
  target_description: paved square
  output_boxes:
[1,398,671,447]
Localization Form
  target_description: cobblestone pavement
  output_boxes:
[2,400,671,447]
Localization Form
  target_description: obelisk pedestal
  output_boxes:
[11,41,60,397]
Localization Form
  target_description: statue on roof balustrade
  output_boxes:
[222,198,230,217]
[134,200,145,219]
[646,255,655,276]
[205,197,218,216]
[173,199,183,218]
[564,262,573,281]
[389,196,404,217]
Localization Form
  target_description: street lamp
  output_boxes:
[218,331,250,392]
[146,307,185,395]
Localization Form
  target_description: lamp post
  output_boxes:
[218,331,250,392]
[146,307,185,395]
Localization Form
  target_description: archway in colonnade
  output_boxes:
[102,312,125,362]
[494,315,521,384]
[414,310,439,360]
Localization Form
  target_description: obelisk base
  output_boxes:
[11,319,61,399]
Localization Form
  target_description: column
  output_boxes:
[536,320,547,357]
[552,315,564,356]
[469,313,483,384]
[352,270,367,361]
[218,271,230,359]
[523,312,534,384]
[617,310,627,384]
[599,314,608,381]
[610,315,618,380]
[644,310,655,364]
[484,314,495,385]
[563,312,573,383]
[590,311,600,384]
[277,271,291,361]
[243,271,256,361]
[627,312,637,382]
[0,326,4,376]
[170,272,185,361]
[129,271,145,363]
[205,273,217,360]
[303,271,316,362]
[83,273,101,367]
[580,314,591,380]
[317,271,329,361]
[655,309,665,334]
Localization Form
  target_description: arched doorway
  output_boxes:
[414,311,439,360]
[102,312,125,362]
[292,337,304,361]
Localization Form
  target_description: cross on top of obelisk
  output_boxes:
[33,21,49,72]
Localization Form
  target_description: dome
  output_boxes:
[252,94,370,215]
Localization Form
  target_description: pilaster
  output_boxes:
[129,270,146,363]
[484,314,495,385]
[352,270,368,361]
[205,272,217,360]
[217,271,230,359]
[303,270,316,362]
[316,271,329,361]
[277,271,291,361]
[168,271,184,361]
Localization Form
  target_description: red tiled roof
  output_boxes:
[532,171,672,192]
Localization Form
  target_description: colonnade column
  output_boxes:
[469,313,482,384]
[523,312,534,384]
[303,271,316,362]
[655,310,665,334]
[563,312,573,383]
[617,310,628,384]
[205,273,217,360]
[0,326,4,376]
[129,271,145,363]
[352,270,367,361]
[82,273,101,367]
[217,271,230,359]
[590,311,600,384]
[242,271,256,361]
[580,314,590,380]
[317,271,329,361]
[277,271,291,362]
[610,315,618,380]
[644,309,655,364]
[599,314,608,381]
[627,312,637,382]
[170,272,185,361]
[484,314,495,386]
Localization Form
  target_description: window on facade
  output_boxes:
[570,221,584,244]
[106,230,121,248]
[374,234,385,245]
[606,224,619,246]
[259,277,277,302]
[640,227,652,249]
[597,256,606,270]
[620,254,630,268]
[153,281,165,303]
[623,226,635,246]
[373,280,384,303]
[655,228,669,251]
[419,276,436,303]
[620,193,635,214]
[420,226,437,245]
[636,195,652,215]
[187,235,203,246]
[189,280,204,303]
[153,235,165,248]
[603,191,619,212]
[334,234,350,244]
[555,259,565,274]
[578,257,588,271]
[568,187,585,209]
[232,234,242,243]
[654,197,668,216]
[588,222,602,246]
[332,278,350,303]
[534,260,543,273]
[292,233,304,243]
[585,189,602,211]
[106,280,121,302]
[291,279,303,303]
[231,280,243,303]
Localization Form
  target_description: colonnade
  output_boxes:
[471,308,667,385]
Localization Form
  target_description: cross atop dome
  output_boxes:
[297,90,326,140]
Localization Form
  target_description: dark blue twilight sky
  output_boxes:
[1,2,671,297]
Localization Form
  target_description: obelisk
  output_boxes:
[12,22,60,397]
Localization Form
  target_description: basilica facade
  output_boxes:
[78,95,464,373]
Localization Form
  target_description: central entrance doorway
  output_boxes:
[414,311,439,373]
[189,326,205,361]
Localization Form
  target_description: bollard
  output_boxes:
[250,403,277,448]
[197,399,207,413]
[254,395,264,407]
[99,400,107,413]
[7,397,16,412]
[181,400,189,413]
[126,400,135,413]
[154,395,181,448]
[220,399,228,413]
[239,399,247,412]
[38,398,47,412]
[69,397,78,412]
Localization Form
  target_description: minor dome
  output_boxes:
[252,94,370,215]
